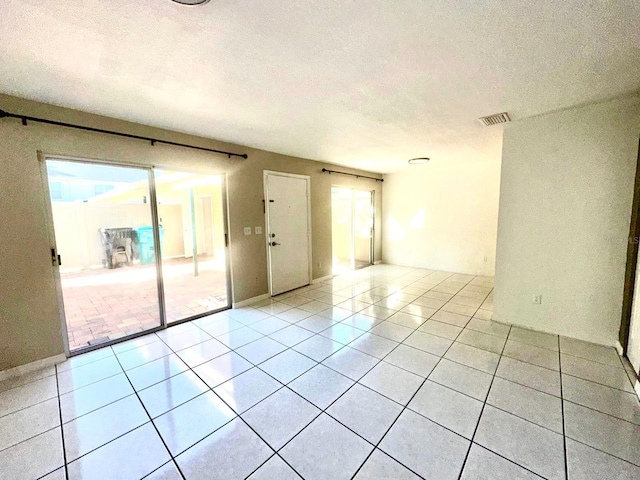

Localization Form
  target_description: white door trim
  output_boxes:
[263,170,312,296]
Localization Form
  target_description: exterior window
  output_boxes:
[50,181,63,200]
[94,184,115,195]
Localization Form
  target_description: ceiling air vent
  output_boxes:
[478,112,510,126]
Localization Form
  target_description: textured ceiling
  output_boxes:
[1,0,639,172]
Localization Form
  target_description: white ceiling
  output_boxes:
[1,1,639,173]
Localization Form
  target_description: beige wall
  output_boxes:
[494,95,640,346]
[382,159,501,276]
[0,94,382,370]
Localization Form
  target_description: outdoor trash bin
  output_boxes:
[135,225,165,264]
[99,227,138,269]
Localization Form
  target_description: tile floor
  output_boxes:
[62,256,228,350]
[2,264,640,479]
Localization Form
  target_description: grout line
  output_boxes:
[558,335,569,480]
[27,267,638,479]
[350,283,491,479]
[455,316,510,480]
[465,444,547,479]
[54,364,70,480]
[110,347,188,480]
[153,327,306,477]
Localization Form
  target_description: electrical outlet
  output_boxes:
[532,294,542,305]
[243,227,252,236]
[255,226,263,235]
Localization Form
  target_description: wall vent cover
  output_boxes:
[479,112,510,126]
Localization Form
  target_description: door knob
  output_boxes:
[270,241,281,246]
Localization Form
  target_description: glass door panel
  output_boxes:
[331,187,353,274]
[331,187,374,273]
[353,190,374,269]
[155,170,230,323]
[46,159,162,352]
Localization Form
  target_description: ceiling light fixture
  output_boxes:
[408,158,430,165]
[171,0,210,5]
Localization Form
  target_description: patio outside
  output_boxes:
[62,256,228,350]
[47,160,228,351]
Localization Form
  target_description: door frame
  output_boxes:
[331,186,375,271]
[263,170,312,296]
[620,138,640,357]
[39,153,233,357]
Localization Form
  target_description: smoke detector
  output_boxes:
[478,112,511,126]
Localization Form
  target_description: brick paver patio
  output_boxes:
[61,256,228,351]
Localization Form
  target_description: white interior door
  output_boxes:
[265,172,311,295]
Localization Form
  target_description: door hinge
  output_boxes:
[224,233,229,247]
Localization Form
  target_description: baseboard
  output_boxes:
[312,274,333,284]
[374,260,383,265]
[0,353,66,382]
[616,341,625,357]
[232,293,270,309]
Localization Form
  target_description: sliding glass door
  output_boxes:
[45,158,231,354]
[331,187,374,274]
[155,169,230,324]
[45,159,163,351]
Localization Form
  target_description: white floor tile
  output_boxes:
[328,384,403,443]
[383,344,439,377]
[379,409,469,480]
[247,455,301,479]
[460,444,541,480]
[566,438,640,480]
[0,397,59,451]
[429,359,493,401]
[475,405,565,480]
[154,391,236,455]
[176,417,273,480]
[125,354,189,391]
[0,427,64,480]
[289,364,354,409]
[67,423,170,480]
[280,413,373,480]
[60,373,133,422]
[360,362,423,405]
[214,367,283,414]
[139,370,209,418]
[63,395,148,461]
[322,346,379,380]
[408,380,483,439]
[259,349,317,384]
[495,356,561,397]
[242,388,320,450]
[564,401,640,466]
[354,449,421,479]
[445,342,500,374]
[487,377,563,433]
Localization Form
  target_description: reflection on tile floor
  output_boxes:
[2,264,640,479]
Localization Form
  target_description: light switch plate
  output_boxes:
[243,227,252,236]
[255,226,263,235]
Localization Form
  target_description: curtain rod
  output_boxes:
[321,168,383,182]
[0,109,248,159]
